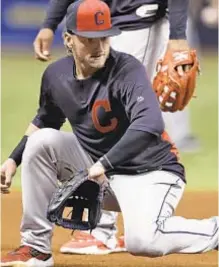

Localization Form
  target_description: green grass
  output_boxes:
[180,52,218,190]
[1,50,218,190]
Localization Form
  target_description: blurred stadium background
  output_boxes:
[1,0,218,190]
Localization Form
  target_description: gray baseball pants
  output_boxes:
[20,129,218,255]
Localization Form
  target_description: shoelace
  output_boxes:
[10,246,42,257]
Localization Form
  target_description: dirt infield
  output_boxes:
[1,191,218,267]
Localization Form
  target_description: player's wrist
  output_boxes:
[95,161,106,171]
[99,155,114,172]
[41,23,57,33]
[167,39,189,50]
[7,158,17,165]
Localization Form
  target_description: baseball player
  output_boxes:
[1,2,217,266]
[34,0,200,152]
[33,0,200,255]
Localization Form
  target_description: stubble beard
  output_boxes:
[86,53,109,69]
[73,46,110,77]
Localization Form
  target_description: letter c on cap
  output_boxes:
[95,11,104,25]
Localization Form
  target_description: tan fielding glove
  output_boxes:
[153,49,200,112]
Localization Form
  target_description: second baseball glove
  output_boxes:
[47,170,109,231]
[153,49,200,112]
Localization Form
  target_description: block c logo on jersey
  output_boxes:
[95,11,104,25]
[92,100,118,133]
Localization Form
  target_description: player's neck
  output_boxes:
[75,65,95,80]
[74,58,97,80]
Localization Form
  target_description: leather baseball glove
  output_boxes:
[47,170,109,231]
[153,49,200,112]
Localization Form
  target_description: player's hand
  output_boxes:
[167,39,192,76]
[33,28,54,62]
[0,158,17,194]
[88,162,107,184]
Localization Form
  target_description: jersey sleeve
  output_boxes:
[168,0,189,39]
[99,129,156,171]
[119,62,164,136]
[42,0,73,32]
[32,69,66,129]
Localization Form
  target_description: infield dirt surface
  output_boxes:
[1,191,218,267]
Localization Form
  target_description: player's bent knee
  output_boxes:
[126,236,164,258]
[23,128,60,160]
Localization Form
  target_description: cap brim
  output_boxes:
[69,27,121,38]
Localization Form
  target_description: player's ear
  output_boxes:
[63,32,73,50]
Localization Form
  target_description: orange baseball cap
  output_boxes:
[66,0,121,38]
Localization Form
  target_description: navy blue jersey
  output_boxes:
[32,49,185,180]
[43,0,188,39]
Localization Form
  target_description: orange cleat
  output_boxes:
[1,245,53,267]
[60,231,126,255]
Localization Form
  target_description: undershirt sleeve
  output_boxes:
[42,0,73,32]
[168,0,189,39]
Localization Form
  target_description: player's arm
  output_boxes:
[1,69,66,193]
[34,0,73,61]
[89,62,164,178]
[152,0,199,112]
[0,123,40,194]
